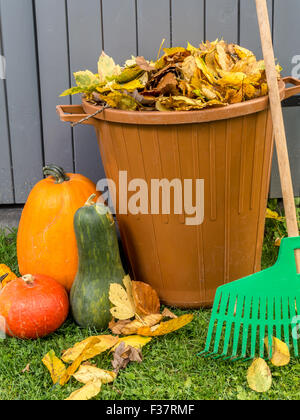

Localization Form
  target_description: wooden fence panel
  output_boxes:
[35,0,74,172]
[67,0,105,183]
[172,0,204,47]
[0,0,43,203]
[206,0,239,42]
[0,6,14,204]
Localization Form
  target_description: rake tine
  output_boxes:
[282,296,290,349]
[267,297,274,359]
[200,289,223,355]
[259,296,267,358]
[292,296,300,357]
[212,292,230,354]
[218,293,237,357]
[249,298,260,359]
[239,296,253,359]
[275,298,282,340]
[228,294,245,359]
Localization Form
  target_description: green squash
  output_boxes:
[70,195,125,330]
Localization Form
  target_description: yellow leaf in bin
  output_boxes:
[65,380,102,401]
[163,47,187,56]
[218,71,246,87]
[99,91,138,111]
[98,51,121,83]
[195,57,217,84]
[234,45,255,59]
[247,358,272,393]
[112,335,152,352]
[111,79,145,92]
[264,337,290,367]
[73,365,116,385]
[62,335,119,364]
[137,314,194,337]
[42,350,67,386]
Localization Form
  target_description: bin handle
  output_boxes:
[282,76,300,99]
[56,104,98,126]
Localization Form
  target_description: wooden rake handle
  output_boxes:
[256,0,300,270]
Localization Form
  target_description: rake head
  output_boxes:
[199,237,300,361]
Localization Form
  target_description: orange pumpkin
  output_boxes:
[17,165,99,291]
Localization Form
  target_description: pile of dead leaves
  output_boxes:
[42,276,193,400]
[61,39,281,112]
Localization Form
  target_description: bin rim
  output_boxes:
[80,79,287,126]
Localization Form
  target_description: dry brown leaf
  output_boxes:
[136,56,155,72]
[42,350,67,386]
[264,337,290,367]
[21,364,30,374]
[247,358,272,393]
[112,342,143,373]
[162,308,178,319]
[132,281,160,316]
[62,335,119,364]
[109,318,132,335]
[121,314,163,336]
[73,365,116,385]
[65,380,102,401]
[137,314,193,336]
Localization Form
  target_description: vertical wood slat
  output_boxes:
[137,0,171,59]
[240,0,273,58]
[205,0,239,43]
[67,0,105,183]
[0,0,43,204]
[102,0,137,64]
[172,0,204,47]
[270,0,300,198]
[0,3,14,204]
[35,0,74,172]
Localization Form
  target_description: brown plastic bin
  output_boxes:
[57,77,300,308]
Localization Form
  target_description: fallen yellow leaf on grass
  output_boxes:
[42,350,67,386]
[62,335,119,363]
[264,337,290,367]
[109,280,136,320]
[137,314,193,336]
[247,358,272,393]
[112,335,152,351]
[65,380,102,401]
[61,337,101,385]
[73,365,116,385]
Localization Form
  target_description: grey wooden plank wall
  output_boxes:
[0,0,299,204]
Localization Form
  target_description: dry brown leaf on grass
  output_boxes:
[247,358,272,393]
[73,365,116,385]
[137,314,194,336]
[62,335,119,363]
[132,281,160,316]
[42,350,67,386]
[161,308,178,319]
[110,314,163,336]
[264,337,291,367]
[21,364,30,374]
[65,380,102,401]
[112,342,143,373]
[109,318,132,335]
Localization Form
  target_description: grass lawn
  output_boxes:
[0,226,299,401]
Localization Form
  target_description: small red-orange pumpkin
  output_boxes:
[17,165,99,291]
[0,274,69,339]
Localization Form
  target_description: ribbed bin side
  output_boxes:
[95,109,274,308]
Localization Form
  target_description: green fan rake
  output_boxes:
[199,237,300,361]
[199,0,300,361]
